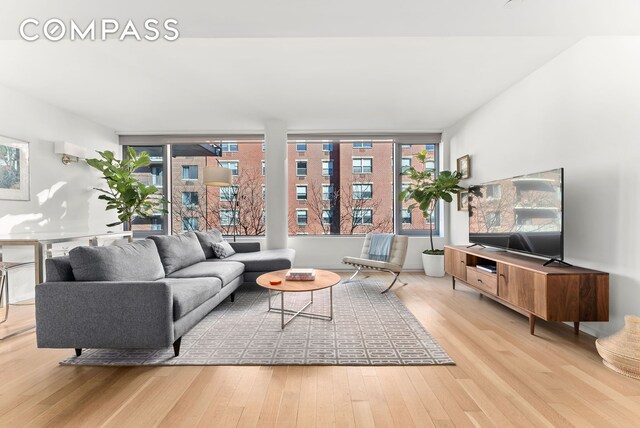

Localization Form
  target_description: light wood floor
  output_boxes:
[1,272,639,427]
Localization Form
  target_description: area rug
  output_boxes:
[60,280,454,366]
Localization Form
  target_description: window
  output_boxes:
[401,157,412,173]
[353,183,372,200]
[402,209,411,224]
[150,217,163,231]
[322,143,333,152]
[262,184,266,199]
[353,209,373,225]
[296,143,307,152]
[220,210,238,226]
[221,143,238,152]
[486,184,502,199]
[219,161,238,176]
[322,209,333,225]
[352,142,373,148]
[262,160,266,176]
[220,186,238,202]
[487,211,501,226]
[182,191,199,208]
[352,158,372,174]
[151,166,163,187]
[262,143,265,152]
[182,165,198,180]
[182,217,199,231]
[296,209,308,225]
[296,185,307,200]
[322,184,334,201]
[322,160,333,176]
[296,160,307,176]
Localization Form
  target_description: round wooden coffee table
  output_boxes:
[256,269,341,329]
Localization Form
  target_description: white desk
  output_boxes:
[0,231,133,284]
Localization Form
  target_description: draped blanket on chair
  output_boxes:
[368,233,393,262]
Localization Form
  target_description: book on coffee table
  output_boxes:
[285,268,316,281]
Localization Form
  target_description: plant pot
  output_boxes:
[596,315,640,379]
[422,253,445,277]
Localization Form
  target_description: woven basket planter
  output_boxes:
[596,315,640,380]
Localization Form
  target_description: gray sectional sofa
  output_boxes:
[35,230,294,357]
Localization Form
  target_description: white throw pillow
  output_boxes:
[212,241,236,258]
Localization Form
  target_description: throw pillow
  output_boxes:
[212,241,236,259]
[194,229,224,259]
[148,232,206,275]
[69,240,165,282]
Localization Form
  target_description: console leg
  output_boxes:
[529,314,536,335]
[452,277,456,290]
[574,322,580,335]
[230,292,235,303]
[173,337,182,357]
[75,348,82,357]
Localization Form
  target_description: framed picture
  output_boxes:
[0,136,30,201]
[457,189,469,211]
[457,154,471,179]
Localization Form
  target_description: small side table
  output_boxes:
[0,261,36,340]
[256,269,341,329]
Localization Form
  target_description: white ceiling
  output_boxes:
[0,1,637,133]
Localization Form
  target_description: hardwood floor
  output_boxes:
[1,272,639,427]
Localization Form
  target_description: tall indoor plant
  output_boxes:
[400,150,463,276]
[87,147,167,228]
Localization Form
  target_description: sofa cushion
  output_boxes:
[212,241,236,259]
[168,261,244,287]
[45,256,75,282]
[163,277,222,320]
[224,249,295,272]
[194,229,224,259]
[69,240,165,282]
[148,232,205,275]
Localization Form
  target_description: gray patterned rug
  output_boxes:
[60,280,454,366]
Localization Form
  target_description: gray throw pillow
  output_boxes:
[194,229,224,259]
[69,240,165,282]
[148,232,206,275]
[212,241,236,259]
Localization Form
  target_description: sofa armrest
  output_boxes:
[35,280,174,349]
[230,242,261,253]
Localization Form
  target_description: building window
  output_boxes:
[262,160,266,176]
[182,217,199,231]
[220,185,238,202]
[487,211,501,226]
[486,184,502,199]
[322,160,333,176]
[182,165,198,180]
[352,183,372,200]
[150,217,163,231]
[322,184,334,201]
[151,166,163,187]
[352,158,372,174]
[322,209,333,225]
[221,143,238,152]
[296,143,307,152]
[353,209,373,225]
[296,209,308,225]
[220,210,238,226]
[352,142,373,148]
[262,143,265,152]
[401,157,412,173]
[219,161,238,176]
[322,143,333,152]
[296,160,307,176]
[296,185,307,200]
[402,209,411,224]
[262,184,266,199]
[182,191,199,208]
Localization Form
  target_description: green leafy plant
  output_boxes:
[400,150,464,255]
[86,148,167,227]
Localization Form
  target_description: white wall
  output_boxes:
[0,83,119,301]
[444,37,640,337]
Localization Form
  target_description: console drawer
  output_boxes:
[466,267,498,295]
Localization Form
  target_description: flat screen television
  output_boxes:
[468,168,564,261]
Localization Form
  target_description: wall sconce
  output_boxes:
[54,141,87,165]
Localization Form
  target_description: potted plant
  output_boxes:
[400,150,463,277]
[86,147,167,228]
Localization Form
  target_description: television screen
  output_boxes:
[468,168,563,260]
